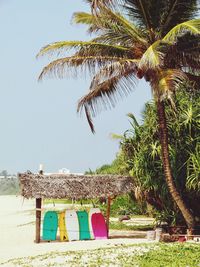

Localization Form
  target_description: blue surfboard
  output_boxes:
[77,211,91,240]
[42,211,58,241]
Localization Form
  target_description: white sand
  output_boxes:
[0,196,153,264]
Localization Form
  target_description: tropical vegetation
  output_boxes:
[121,88,199,224]
[37,0,200,229]
[87,87,200,226]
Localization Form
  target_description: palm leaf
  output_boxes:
[125,0,172,34]
[77,67,137,116]
[124,0,151,28]
[90,0,114,9]
[127,112,140,128]
[100,5,146,41]
[89,61,138,90]
[76,3,148,44]
[72,12,97,33]
[165,49,200,73]
[72,11,104,34]
[181,55,200,71]
[38,55,137,80]
[160,0,198,36]
[77,66,137,132]
[89,0,123,15]
[156,69,187,99]
[110,133,124,140]
[139,40,170,70]
[37,41,130,58]
[73,8,147,47]
[184,73,200,89]
[92,5,147,45]
[163,19,200,43]
[164,33,200,71]
[84,6,147,42]
[186,146,200,191]
[72,11,94,25]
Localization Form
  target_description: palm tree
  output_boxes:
[120,88,200,225]
[37,0,200,229]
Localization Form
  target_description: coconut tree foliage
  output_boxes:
[92,87,200,225]
[118,88,200,225]
[38,0,200,228]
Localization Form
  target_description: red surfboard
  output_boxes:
[91,213,108,240]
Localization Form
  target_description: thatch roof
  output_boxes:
[18,173,134,200]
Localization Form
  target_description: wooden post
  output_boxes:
[106,196,111,237]
[35,198,42,243]
[187,228,193,240]
[35,166,43,243]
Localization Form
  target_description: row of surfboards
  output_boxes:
[42,208,108,241]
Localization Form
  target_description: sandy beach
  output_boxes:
[0,195,153,264]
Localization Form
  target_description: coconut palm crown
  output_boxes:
[38,0,200,228]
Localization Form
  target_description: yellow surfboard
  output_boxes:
[59,211,68,241]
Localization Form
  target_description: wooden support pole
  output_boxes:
[187,228,194,240]
[106,196,111,237]
[35,198,42,243]
[35,166,43,243]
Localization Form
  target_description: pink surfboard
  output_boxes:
[91,213,108,240]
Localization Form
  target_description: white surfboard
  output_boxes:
[65,210,80,241]
[88,208,101,239]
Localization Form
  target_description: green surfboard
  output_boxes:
[77,211,91,240]
[42,211,58,241]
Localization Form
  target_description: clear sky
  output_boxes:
[0,0,151,174]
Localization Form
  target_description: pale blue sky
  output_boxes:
[0,0,151,174]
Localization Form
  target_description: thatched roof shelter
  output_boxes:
[18,173,134,200]
[19,172,134,243]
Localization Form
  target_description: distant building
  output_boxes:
[43,168,83,176]
[58,168,70,174]
[0,175,17,179]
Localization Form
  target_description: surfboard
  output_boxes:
[91,213,108,240]
[65,210,79,241]
[42,211,58,241]
[77,211,91,240]
[88,208,101,239]
[59,211,68,242]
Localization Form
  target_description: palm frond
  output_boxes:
[77,66,137,117]
[89,60,138,90]
[37,41,130,58]
[89,0,123,15]
[38,55,137,80]
[159,0,198,37]
[164,34,200,71]
[75,2,147,42]
[184,72,200,89]
[100,6,146,41]
[125,0,172,33]
[157,69,187,99]
[174,53,200,72]
[110,133,124,140]
[72,11,103,33]
[84,105,95,133]
[186,146,200,191]
[124,0,157,41]
[92,5,148,45]
[127,112,140,128]
[90,0,114,9]
[73,7,148,46]
[72,7,111,33]
[72,11,95,26]
[139,40,170,70]
[163,19,200,43]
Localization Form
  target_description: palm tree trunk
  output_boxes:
[156,98,195,229]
